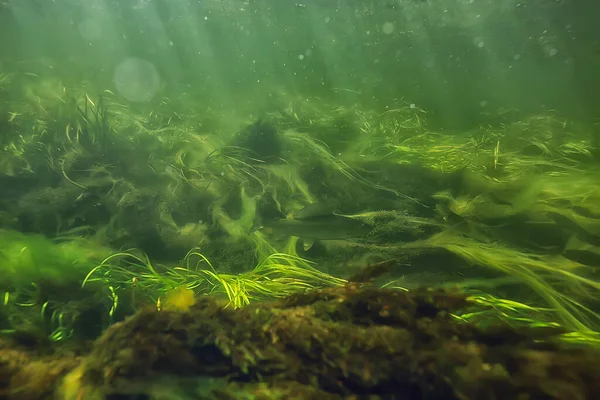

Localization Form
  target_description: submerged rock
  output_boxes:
[1,285,599,399]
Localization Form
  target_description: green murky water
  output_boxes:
[1,3,600,396]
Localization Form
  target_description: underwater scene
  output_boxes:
[1,0,600,399]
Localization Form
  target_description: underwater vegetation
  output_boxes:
[1,64,600,398]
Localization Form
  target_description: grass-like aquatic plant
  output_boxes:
[173,249,346,309]
[82,246,346,311]
[403,229,600,332]
[454,292,600,346]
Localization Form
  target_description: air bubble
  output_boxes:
[382,22,395,35]
[114,58,161,102]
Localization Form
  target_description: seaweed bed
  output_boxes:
[2,283,599,400]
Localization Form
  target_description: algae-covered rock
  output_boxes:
[51,285,600,400]
[1,282,599,399]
